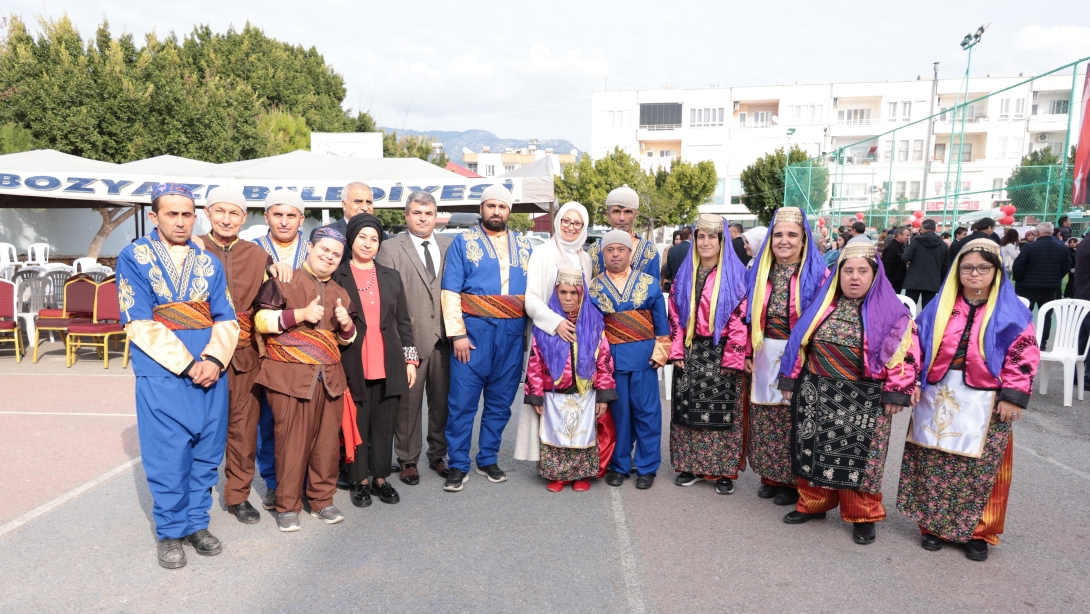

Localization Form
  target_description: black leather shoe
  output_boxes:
[921,534,946,551]
[605,471,626,487]
[336,470,353,490]
[635,474,655,489]
[350,483,373,508]
[184,529,222,556]
[371,480,400,504]
[399,464,420,486]
[757,484,778,499]
[262,489,277,511]
[773,486,800,506]
[227,501,260,524]
[715,478,735,495]
[675,472,699,487]
[783,510,827,524]
[157,538,186,569]
[852,522,876,545]
[965,539,989,561]
[430,459,451,479]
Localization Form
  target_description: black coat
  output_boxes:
[1013,235,1072,294]
[881,238,907,291]
[732,236,752,266]
[949,230,1000,261]
[332,260,415,398]
[1075,236,1090,301]
[901,231,950,293]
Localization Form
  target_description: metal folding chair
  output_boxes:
[0,278,23,362]
[67,278,129,368]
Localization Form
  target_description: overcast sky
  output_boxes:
[4,1,1089,149]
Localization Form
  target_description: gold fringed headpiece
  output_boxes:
[555,269,583,286]
[695,214,723,235]
[774,207,803,226]
[839,242,876,262]
[961,238,1000,257]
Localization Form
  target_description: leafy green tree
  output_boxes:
[508,214,534,233]
[0,122,37,153]
[258,107,310,155]
[381,130,449,167]
[1006,146,1076,218]
[643,158,717,229]
[741,146,828,225]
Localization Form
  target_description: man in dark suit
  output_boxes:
[882,226,910,293]
[374,190,453,485]
[325,182,375,262]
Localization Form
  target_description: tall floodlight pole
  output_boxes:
[951,24,989,228]
[1057,63,1080,216]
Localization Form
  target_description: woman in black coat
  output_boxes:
[333,214,418,508]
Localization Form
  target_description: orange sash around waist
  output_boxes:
[265,328,340,365]
[152,301,214,330]
[604,309,655,344]
[460,293,526,319]
[236,309,254,345]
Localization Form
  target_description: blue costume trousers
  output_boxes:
[445,319,525,473]
[256,392,278,490]
[609,369,662,476]
[135,374,228,540]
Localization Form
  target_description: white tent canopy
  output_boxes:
[0,149,552,212]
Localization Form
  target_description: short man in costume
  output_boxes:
[440,185,534,491]
[898,238,1039,561]
[744,206,829,506]
[589,230,671,489]
[777,241,920,545]
[588,185,660,280]
[524,269,617,492]
[116,184,239,569]
[253,228,356,531]
[200,187,277,524]
[668,215,749,495]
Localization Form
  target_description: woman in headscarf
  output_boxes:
[744,207,829,506]
[776,240,920,545]
[523,269,617,492]
[668,215,749,495]
[897,238,1039,562]
[740,226,768,270]
[517,202,608,466]
[332,214,419,508]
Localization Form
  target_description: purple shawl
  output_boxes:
[531,279,605,382]
[745,207,827,324]
[672,217,748,345]
[779,254,911,378]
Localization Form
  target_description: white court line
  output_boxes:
[0,412,136,417]
[1016,443,1090,481]
[609,488,646,614]
[0,456,142,539]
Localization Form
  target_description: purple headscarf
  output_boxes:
[744,207,827,324]
[532,277,605,383]
[672,216,748,346]
[779,246,911,378]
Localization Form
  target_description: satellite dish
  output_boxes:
[772,115,779,124]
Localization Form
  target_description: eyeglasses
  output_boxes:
[959,264,994,276]
[560,219,584,230]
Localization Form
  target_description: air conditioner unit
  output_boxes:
[733,101,740,111]
[1038,133,1050,142]
[1032,91,1039,99]
[832,98,838,107]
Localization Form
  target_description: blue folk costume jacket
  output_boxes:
[441,222,533,339]
[253,230,309,269]
[587,270,671,373]
[589,234,661,280]
[117,229,239,377]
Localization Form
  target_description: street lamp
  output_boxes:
[945,23,989,229]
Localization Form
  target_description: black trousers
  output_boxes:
[905,289,936,309]
[1017,288,1059,347]
[347,378,401,483]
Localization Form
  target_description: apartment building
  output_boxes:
[590,72,1084,220]
[461,138,578,177]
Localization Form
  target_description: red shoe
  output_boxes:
[546,480,565,492]
[573,479,591,492]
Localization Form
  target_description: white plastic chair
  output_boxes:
[1018,296,1031,309]
[1035,299,1090,407]
[897,294,917,318]
[40,263,73,274]
[0,243,17,267]
[72,257,98,273]
[26,243,50,265]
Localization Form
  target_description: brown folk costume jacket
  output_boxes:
[202,234,272,373]
[253,266,356,400]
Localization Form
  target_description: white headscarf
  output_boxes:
[552,201,589,270]
[742,226,768,255]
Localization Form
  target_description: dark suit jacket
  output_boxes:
[333,261,415,398]
[374,232,452,351]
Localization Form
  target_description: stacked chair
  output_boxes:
[32,274,96,362]
[66,275,129,368]
[0,278,23,362]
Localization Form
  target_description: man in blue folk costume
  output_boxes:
[588,185,661,280]
[440,185,534,492]
[117,184,239,569]
[589,230,671,490]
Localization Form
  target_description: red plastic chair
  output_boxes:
[66,277,129,369]
[34,275,95,362]
[0,278,23,362]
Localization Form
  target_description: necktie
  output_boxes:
[421,240,436,279]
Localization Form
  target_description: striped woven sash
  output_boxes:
[236,309,254,345]
[152,301,214,330]
[265,328,340,365]
[460,293,526,319]
[603,309,655,344]
[808,341,864,380]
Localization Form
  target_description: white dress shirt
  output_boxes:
[408,231,442,275]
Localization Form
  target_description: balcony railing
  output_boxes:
[739,120,771,128]
[639,124,681,131]
[836,118,877,126]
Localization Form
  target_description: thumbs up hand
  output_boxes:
[299,295,324,324]
[334,297,352,331]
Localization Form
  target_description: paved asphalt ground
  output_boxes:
[2,339,1089,613]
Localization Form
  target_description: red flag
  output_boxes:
[1073,71,1090,205]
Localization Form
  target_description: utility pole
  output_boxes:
[921,62,939,227]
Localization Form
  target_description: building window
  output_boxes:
[1010,137,1022,159]
[1014,98,1026,118]
[934,143,946,161]
[485,165,495,177]
[999,98,1010,119]
[730,177,744,204]
[887,102,898,122]
[960,142,973,162]
[646,151,654,158]
[996,137,1007,159]
[639,103,682,129]
[713,178,726,205]
[832,183,869,202]
[689,107,724,128]
[659,150,676,157]
[838,109,872,125]
[1050,100,1070,115]
[883,140,894,161]
[467,163,478,173]
[909,181,921,201]
[902,102,912,121]
[992,178,1005,200]
[897,140,909,161]
[738,112,747,126]
[504,164,515,173]
[895,181,907,201]
[912,140,924,161]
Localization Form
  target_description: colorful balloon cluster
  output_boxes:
[907,209,925,228]
[998,204,1017,226]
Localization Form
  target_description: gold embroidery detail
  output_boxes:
[554,394,590,445]
[193,254,214,278]
[148,266,171,299]
[465,240,484,267]
[189,277,210,302]
[519,248,530,273]
[588,241,602,277]
[923,384,963,440]
[133,244,154,265]
[588,279,615,314]
[631,273,651,306]
[118,277,135,313]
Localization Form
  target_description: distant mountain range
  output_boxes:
[379,128,580,166]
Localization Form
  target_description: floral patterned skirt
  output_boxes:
[540,444,599,481]
[670,423,745,478]
[747,402,798,485]
[897,416,1012,543]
